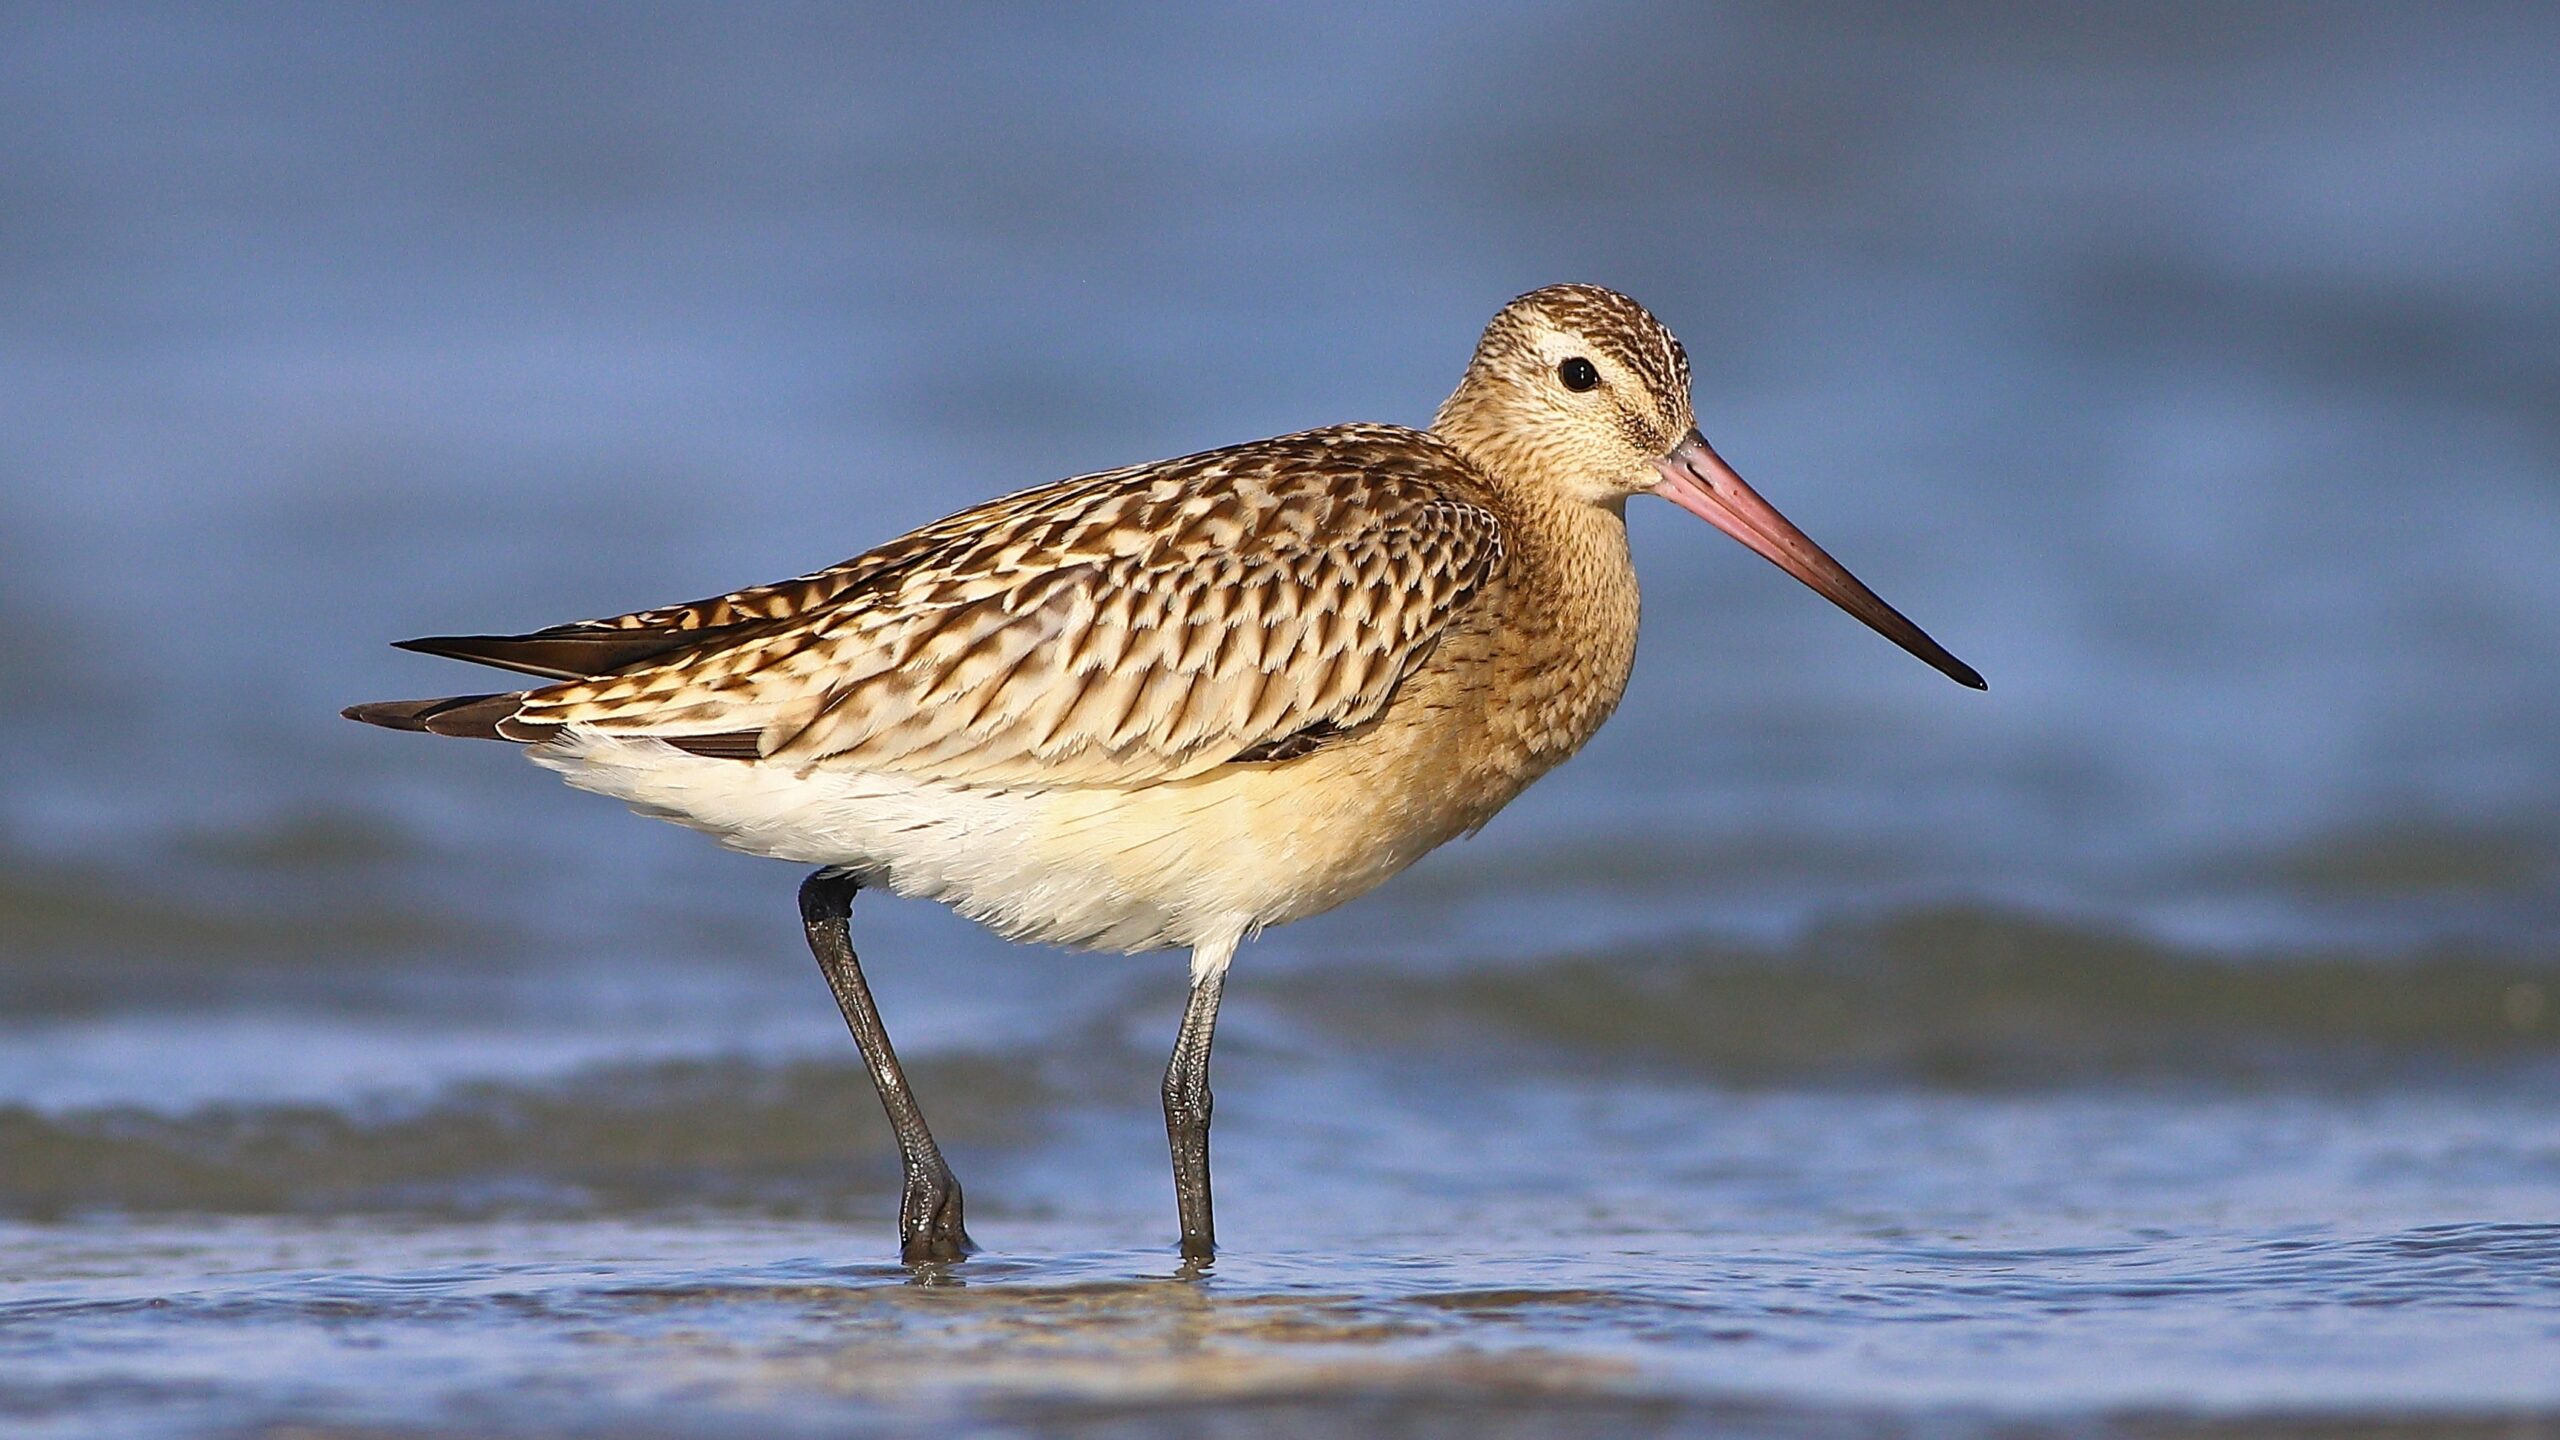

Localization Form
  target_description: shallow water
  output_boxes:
[5,4,2560,1436]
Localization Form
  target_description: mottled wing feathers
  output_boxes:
[506,425,1505,787]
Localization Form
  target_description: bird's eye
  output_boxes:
[1557,357,1600,392]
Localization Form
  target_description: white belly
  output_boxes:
[528,729,1454,955]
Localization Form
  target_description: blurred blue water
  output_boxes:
[1,5,2557,1436]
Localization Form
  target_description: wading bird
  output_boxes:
[346,285,1982,1265]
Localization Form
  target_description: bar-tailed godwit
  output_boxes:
[347,284,1982,1264]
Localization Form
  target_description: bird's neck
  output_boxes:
[1430,381,1527,484]
[1427,384,1642,768]
[1473,475,1643,775]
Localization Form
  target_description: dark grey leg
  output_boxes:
[1162,965,1227,1262]
[798,869,973,1265]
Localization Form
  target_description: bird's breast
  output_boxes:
[1251,495,1644,865]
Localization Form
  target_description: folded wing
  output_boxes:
[499,427,1505,788]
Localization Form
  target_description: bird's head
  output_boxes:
[1436,283,1696,504]
[1436,283,1983,690]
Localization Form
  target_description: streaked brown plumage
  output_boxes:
[347,284,1980,1265]
[507,426,1507,787]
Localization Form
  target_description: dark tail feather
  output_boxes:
[341,692,531,741]
[395,626,716,681]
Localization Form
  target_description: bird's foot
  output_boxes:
[899,1173,975,1266]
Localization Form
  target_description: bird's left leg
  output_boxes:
[1163,935,1236,1263]
[799,868,974,1265]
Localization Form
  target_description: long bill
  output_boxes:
[1652,431,1986,690]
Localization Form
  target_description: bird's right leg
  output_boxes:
[1163,938,1235,1263]
[798,869,973,1265]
